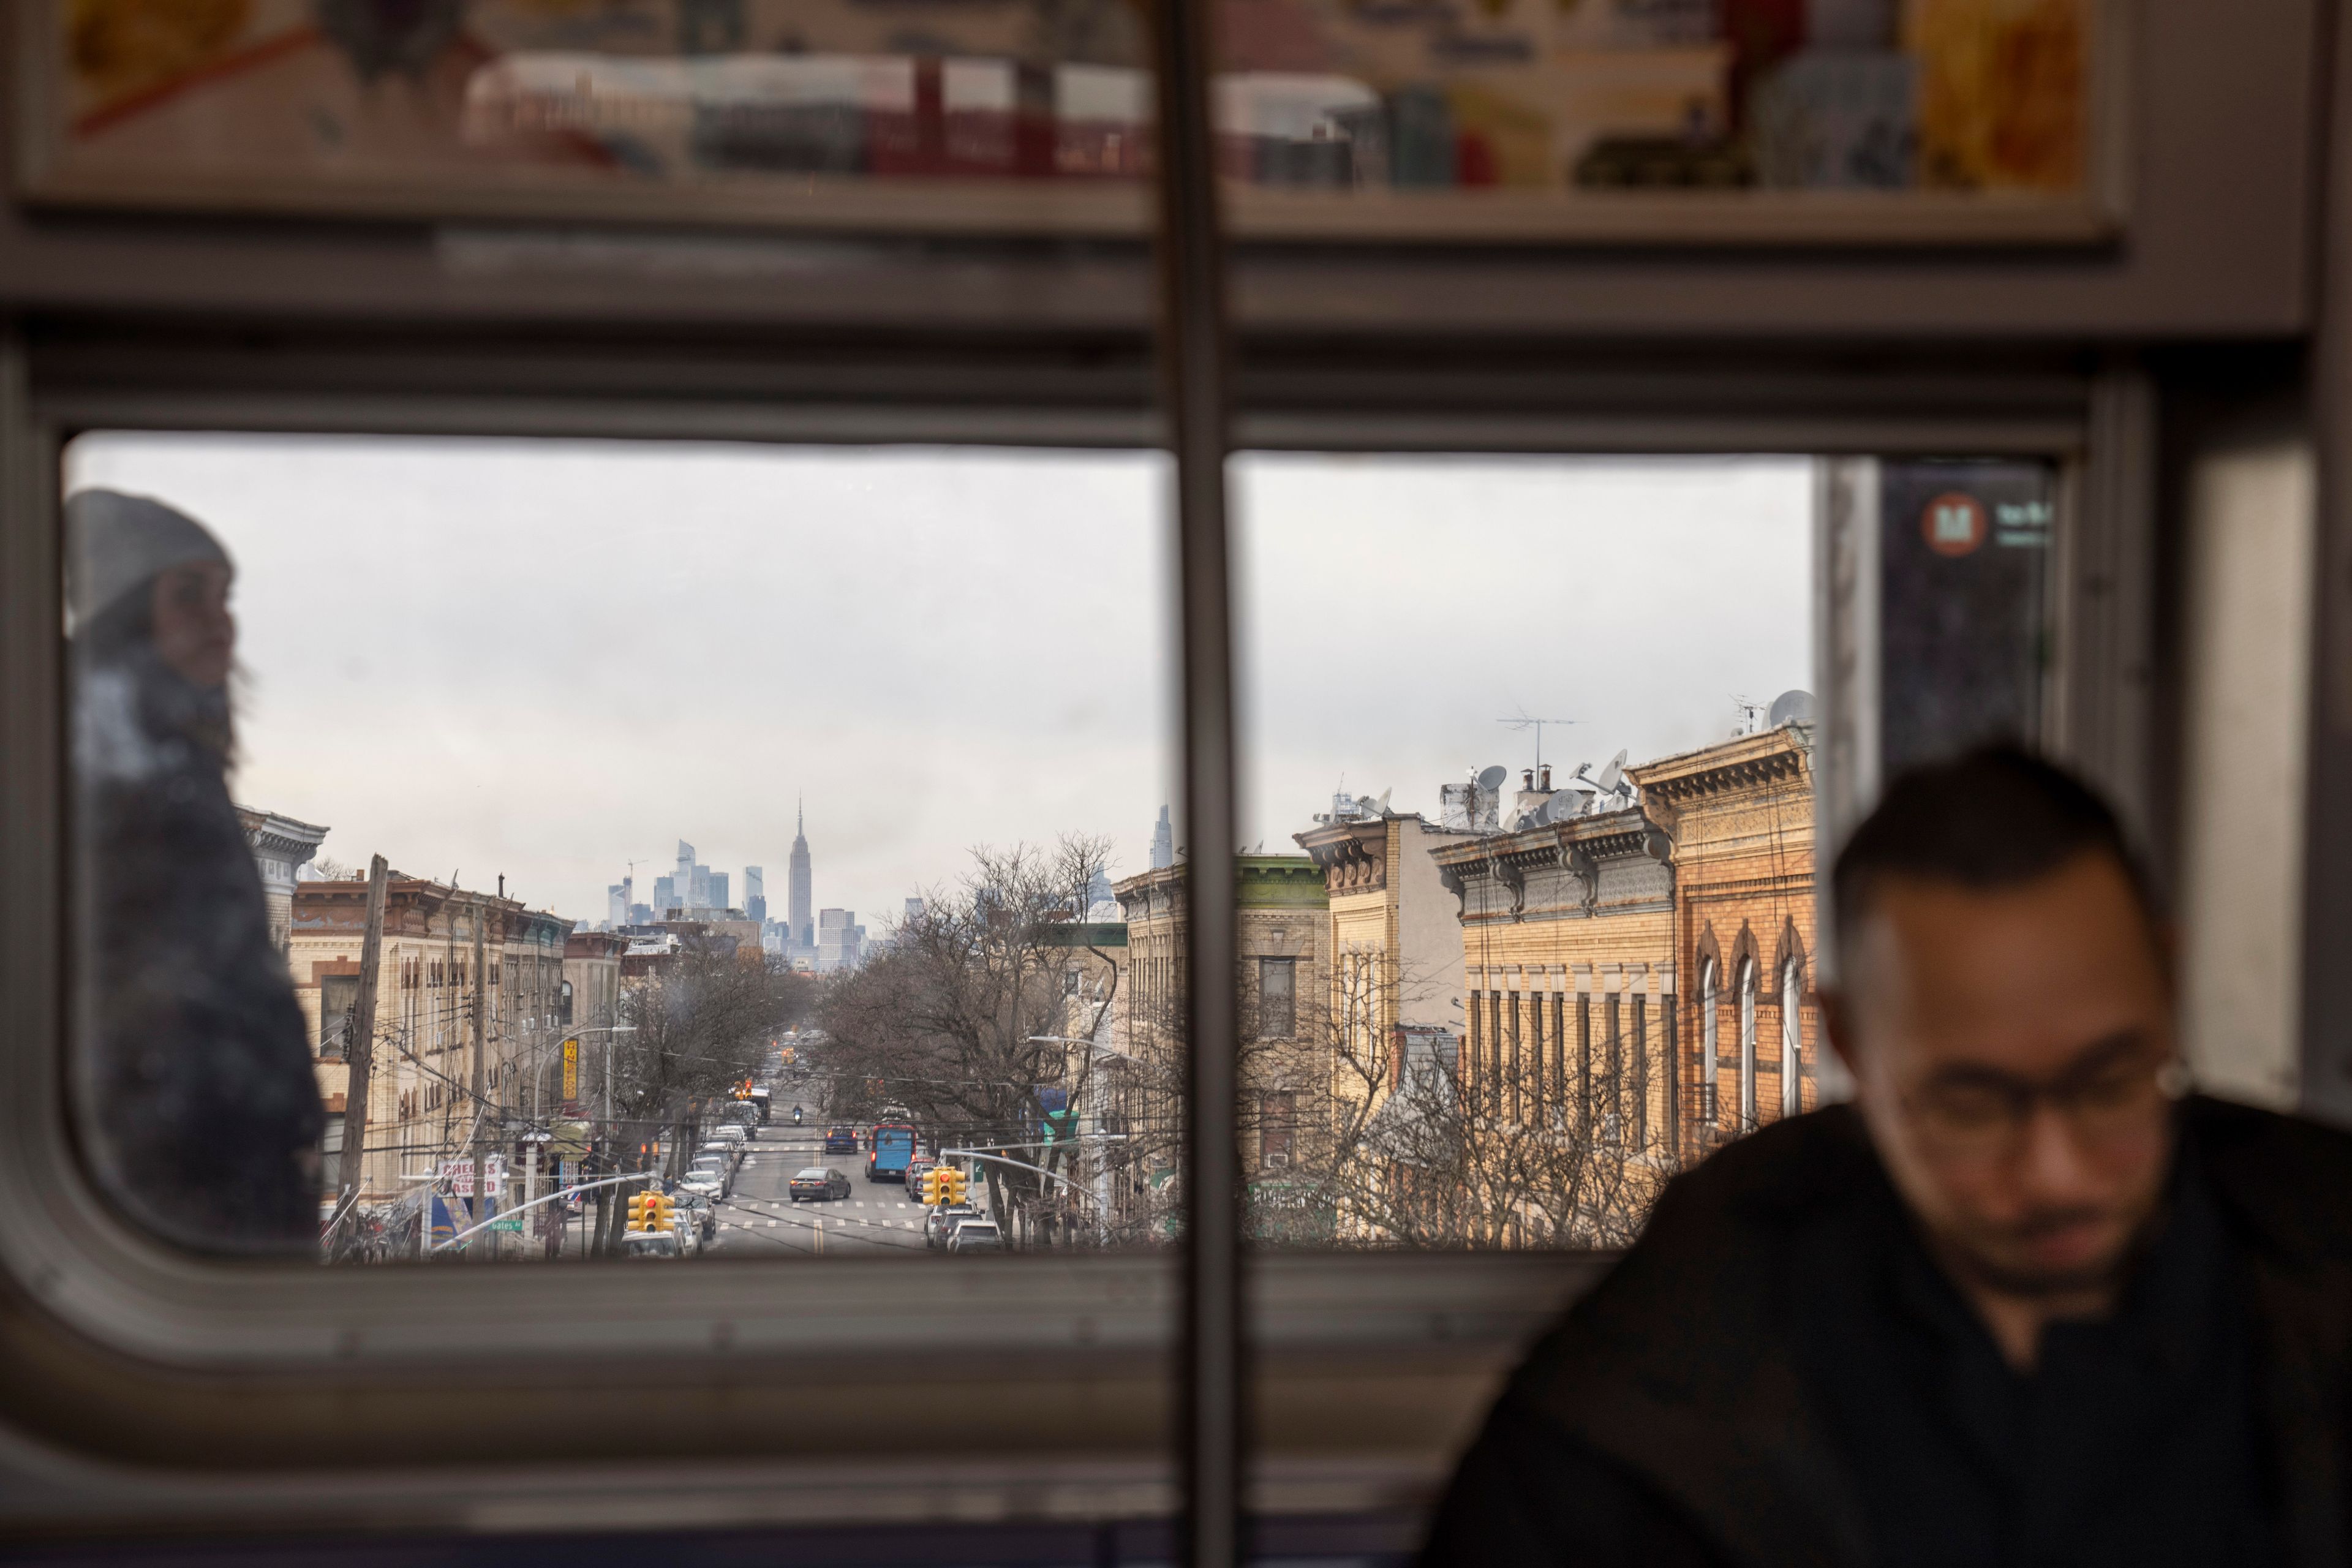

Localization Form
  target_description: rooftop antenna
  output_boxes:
[1731,694,1765,736]
[1497,712,1580,775]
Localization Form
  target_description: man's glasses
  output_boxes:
[1902,1046,2189,1160]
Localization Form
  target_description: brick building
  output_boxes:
[1110,855,1330,1236]
[292,877,575,1207]
[1430,802,1678,1156]
[1627,723,1818,1161]
[1294,809,1474,1145]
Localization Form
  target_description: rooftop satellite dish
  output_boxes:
[1596,748,1628,794]
[1768,689,1817,729]
[1376,787,1392,813]
[1476,764,1508,792]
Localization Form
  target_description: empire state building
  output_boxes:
[788,798,813,950]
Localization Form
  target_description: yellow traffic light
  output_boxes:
[941,1169,968,1205]
[626,1193,649,1231]
[652,1194,674,1231]
[919,1169,941,1205]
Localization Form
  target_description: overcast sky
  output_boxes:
[66,435,1811,927]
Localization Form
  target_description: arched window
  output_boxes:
[1780,959,1802,1117]
[1698,959,1719,1126]
[1738,958,1758,1131]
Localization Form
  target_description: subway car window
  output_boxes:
[1221,452,2056,1249]
[61,433,1177,1262]
[9,0,2344,1559]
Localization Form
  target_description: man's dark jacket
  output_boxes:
[1420,1098,2352,1568]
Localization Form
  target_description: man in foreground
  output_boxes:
[1421,747,2352,1567]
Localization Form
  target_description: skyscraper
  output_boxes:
[745,865,766,924]
[709,870,729,911]
[1150,804,1174,869]
[675,840,694,902]
[789,797,813,949]
[652,874,677,914]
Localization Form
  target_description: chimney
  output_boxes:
[1523,768,1535,790]
[1539,764,1552,790]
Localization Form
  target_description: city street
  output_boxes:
[703,1125,940,1257]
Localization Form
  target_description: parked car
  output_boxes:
[947,1221,1003,1254]
[620,1231,679,1260]
[713,1123,748,1149]
[823,1125,859,1155]
[925,1204,979,1249]
[903,1156,937,1198]
[678,1172,722,1202]
[789,1167,851,1202]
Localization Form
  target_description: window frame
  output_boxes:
[0,324,2142,1534]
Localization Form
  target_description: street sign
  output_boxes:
[438,1156,507,1196]
[562,1037,579,1101]
[489,1216,524,1233]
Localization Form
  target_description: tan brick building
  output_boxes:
[1295,810,1474,1127]
[1431,803,1679,1156]
[1627,723,1819,1162]
[1109,855,1330,1237]
[292,878,576,1207]
[1414,724,1818,1242]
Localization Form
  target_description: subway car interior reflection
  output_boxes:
[3,0,2350,1564]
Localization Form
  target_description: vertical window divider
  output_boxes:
[1148,0,1242,1559]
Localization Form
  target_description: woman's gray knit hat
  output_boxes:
[64,490,232,627]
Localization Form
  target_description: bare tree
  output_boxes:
[813,834,1121,1246]
[1107,947,1673,1250]
[595,938,809,1251]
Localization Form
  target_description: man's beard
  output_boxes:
[1947,1205,2146,1300]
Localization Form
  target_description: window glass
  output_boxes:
[62,434,1175,1262]
[1229,451,2056,1248]
[1208,0,2108,238]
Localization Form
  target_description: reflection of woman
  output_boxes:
[69,489,323,1254]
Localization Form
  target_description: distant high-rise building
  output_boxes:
[652,874,677,914]
[745,865,766,924]
[816,907,865,971]
[709,870,729,910]
[1150,804,1174,869]
[675,839,694,905]
[904,897,925,921]
[628,902,653,925]
[606,883,628,927]
[789,797,813,948]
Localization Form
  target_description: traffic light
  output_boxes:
[627,1193,650,1231]
[940,1169,968,1205]
[919,1169,942,1205]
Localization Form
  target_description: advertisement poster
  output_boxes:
[24,0,2107,238]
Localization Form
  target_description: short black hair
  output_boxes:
[1832,746,2160,956]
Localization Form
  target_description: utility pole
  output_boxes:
[333,855,391,1257]
[469,899,491,1260]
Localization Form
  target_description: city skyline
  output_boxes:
[66,437,1808,929]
